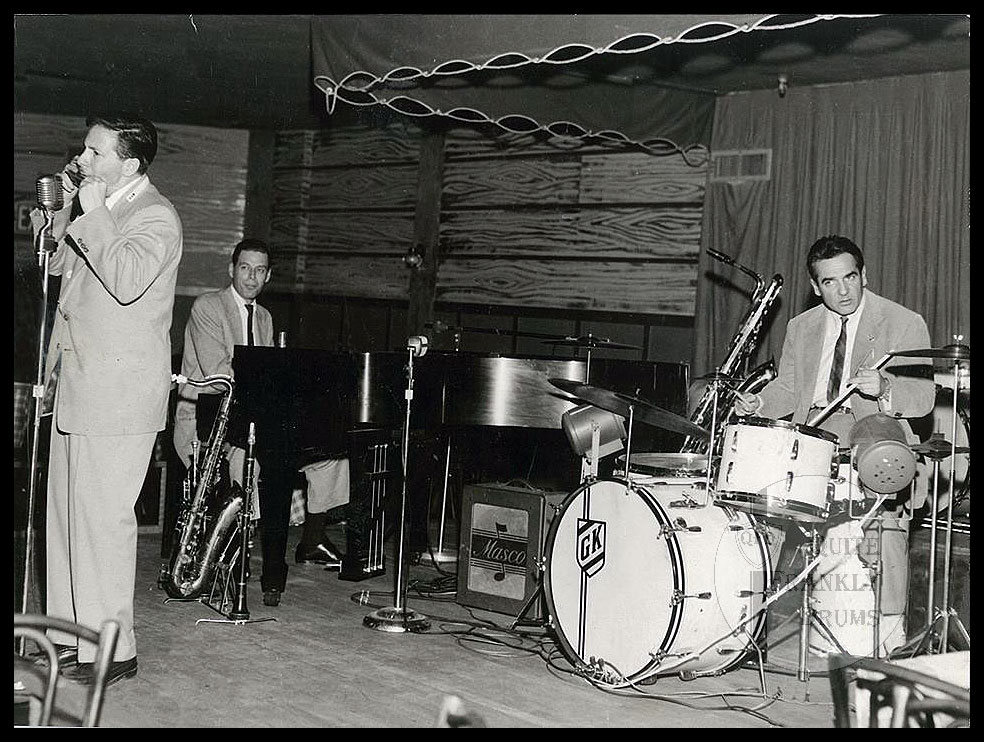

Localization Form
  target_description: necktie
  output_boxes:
[826,315,849,404]
[245,304,254,346]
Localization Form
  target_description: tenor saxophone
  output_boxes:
[160,374,245,599]
[681,250,783,454]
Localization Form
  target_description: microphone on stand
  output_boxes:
[35,175,64,257]
[407,335,429,358]
[36,175,65,212]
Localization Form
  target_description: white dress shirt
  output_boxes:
[811,293,868,409]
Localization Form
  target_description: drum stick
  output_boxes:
[807,352,893,428]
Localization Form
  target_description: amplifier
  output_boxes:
[456,483,565,618]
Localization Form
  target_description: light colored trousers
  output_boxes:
[46,426,156,663]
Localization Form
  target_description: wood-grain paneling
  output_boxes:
[270,122,706,318]
[13,112,249,294]
[436,259,695,315]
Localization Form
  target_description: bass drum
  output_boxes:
[543,478,771,683]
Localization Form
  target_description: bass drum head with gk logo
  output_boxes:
[543,478,771,683]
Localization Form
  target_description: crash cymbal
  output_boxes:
[548,379,709,438]
[892,344,970,361]
[542,333,640,350]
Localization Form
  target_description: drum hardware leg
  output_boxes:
[794,526,849,685]
[509,558,548,631]
[423,433,458,566]
[364,344,431,633]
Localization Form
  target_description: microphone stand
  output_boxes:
[17,209,58,653]
[364,341,431,633]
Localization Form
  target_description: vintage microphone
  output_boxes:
[364,335,432,633]
[35,175,63,259]
[18,175,67,650]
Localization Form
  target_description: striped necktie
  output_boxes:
[245,304,254,346]
[826,315,849,404]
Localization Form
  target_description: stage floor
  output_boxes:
[18,517,866,728]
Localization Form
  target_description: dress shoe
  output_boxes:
[295,541,342,569]
[61,656,138,687]
[27,643,78,668]
[262,588,281,607]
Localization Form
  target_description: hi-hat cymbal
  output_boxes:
[548,378,709,438]
[543,333,640,350]
[892,344,970,361]
[911,437,971,459]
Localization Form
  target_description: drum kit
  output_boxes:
[532,341,970,687]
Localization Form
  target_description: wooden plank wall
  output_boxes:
[13,112,249,295]
[268,122,706,361]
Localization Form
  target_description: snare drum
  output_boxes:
[543,477,771,682]
[618,452,710,479]
[715,417,838,523]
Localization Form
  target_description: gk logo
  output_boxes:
[577,519,606,577]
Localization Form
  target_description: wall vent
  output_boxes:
[710,149,772,182]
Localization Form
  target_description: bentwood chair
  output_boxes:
[13,613,120,727]
[828,652,971,728]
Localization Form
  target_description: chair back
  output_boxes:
[14,614,121,727]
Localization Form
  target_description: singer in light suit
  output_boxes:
[735,235,935,654]
[32,115,182,686]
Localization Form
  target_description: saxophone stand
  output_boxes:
[197,423,276,627]
[364,338,431,633]
[17,202,60,655]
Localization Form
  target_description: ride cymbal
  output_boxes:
[892,344,970,361]
[543,333,640,350]
[548,379,709,438]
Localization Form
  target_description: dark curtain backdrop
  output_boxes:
[695,70,970,378]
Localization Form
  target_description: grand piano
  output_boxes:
[233,347,689,578]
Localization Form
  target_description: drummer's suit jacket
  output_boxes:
[757,289,936,441]
[172,285,274,463]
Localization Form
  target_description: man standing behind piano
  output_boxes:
[734,234,935,653]
[172,238,339,608]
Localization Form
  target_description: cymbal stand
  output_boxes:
[424,432,458,566]
[197,423,276,626]
[896,345,971,656]
[795,525,849,683]
[940,349,968,648]
[17,211,59,654]
[703,370,726,505]
[364,342,431,633]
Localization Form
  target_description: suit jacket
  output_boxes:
[44,177,183,435]
[172,285,274,461]
[758,290,936,439]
